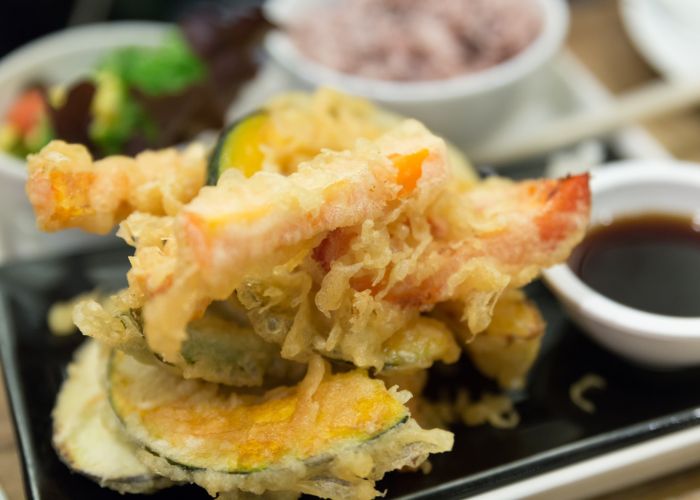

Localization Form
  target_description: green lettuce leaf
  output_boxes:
[99,30,206,96]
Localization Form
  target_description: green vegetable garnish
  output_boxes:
[98,31,206,96]
[88,30,206,154]
[89,71,152,156]
[24,115,54,154]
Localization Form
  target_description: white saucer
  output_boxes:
[620,0,700,80]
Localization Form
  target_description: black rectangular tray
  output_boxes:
[1,245,699,499]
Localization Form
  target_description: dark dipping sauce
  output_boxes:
[568,213,700,317]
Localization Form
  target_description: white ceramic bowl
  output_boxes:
[264,0,569,145]
[542,160,700,368]
[0,22,168,262]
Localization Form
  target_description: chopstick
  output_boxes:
[470,78,700,165]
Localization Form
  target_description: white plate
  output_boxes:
[620,0,700,80]
[473,420,700,500]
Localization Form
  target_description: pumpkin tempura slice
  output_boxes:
[108,353,453,499]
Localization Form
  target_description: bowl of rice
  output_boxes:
[265,0,569,146]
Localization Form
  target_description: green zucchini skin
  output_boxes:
[180,301,305,387]
[207,110,268,185]
[137,414,409,476]
[131,416,449,499]
[52,340,171,494]
[75,293,303,387]
[207,120,235,185]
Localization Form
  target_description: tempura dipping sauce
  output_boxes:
[568,213,700,317]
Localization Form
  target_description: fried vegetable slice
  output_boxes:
[237,272,459,371]
[209,89,477,183]
[108,352,453,499]
[436,288,546,390]
[74,291,303,387]
[209,111,269,183]
[52,340,171,493]
[381,316,460,370]
[182,302,305,386]
[464,289,545,389]
[375,369,430,427]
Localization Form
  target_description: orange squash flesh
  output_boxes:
[211,113,269,183]
[108,350,407,473]
[390,148,428,195]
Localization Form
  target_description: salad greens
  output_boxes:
[1,6,270,160]
[98,31,206,96]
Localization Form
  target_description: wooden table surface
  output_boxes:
[569,0,700,163]
[2,1,700,499]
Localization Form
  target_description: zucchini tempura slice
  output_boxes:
[53,340,171,493]
[27,140,206,233]
[108,353,453,499]
[145,120,449,362]
[74,290,303,387]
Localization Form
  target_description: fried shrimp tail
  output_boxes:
[315,173,590,335]
[388,174,591,304]
[26,140,206,233]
